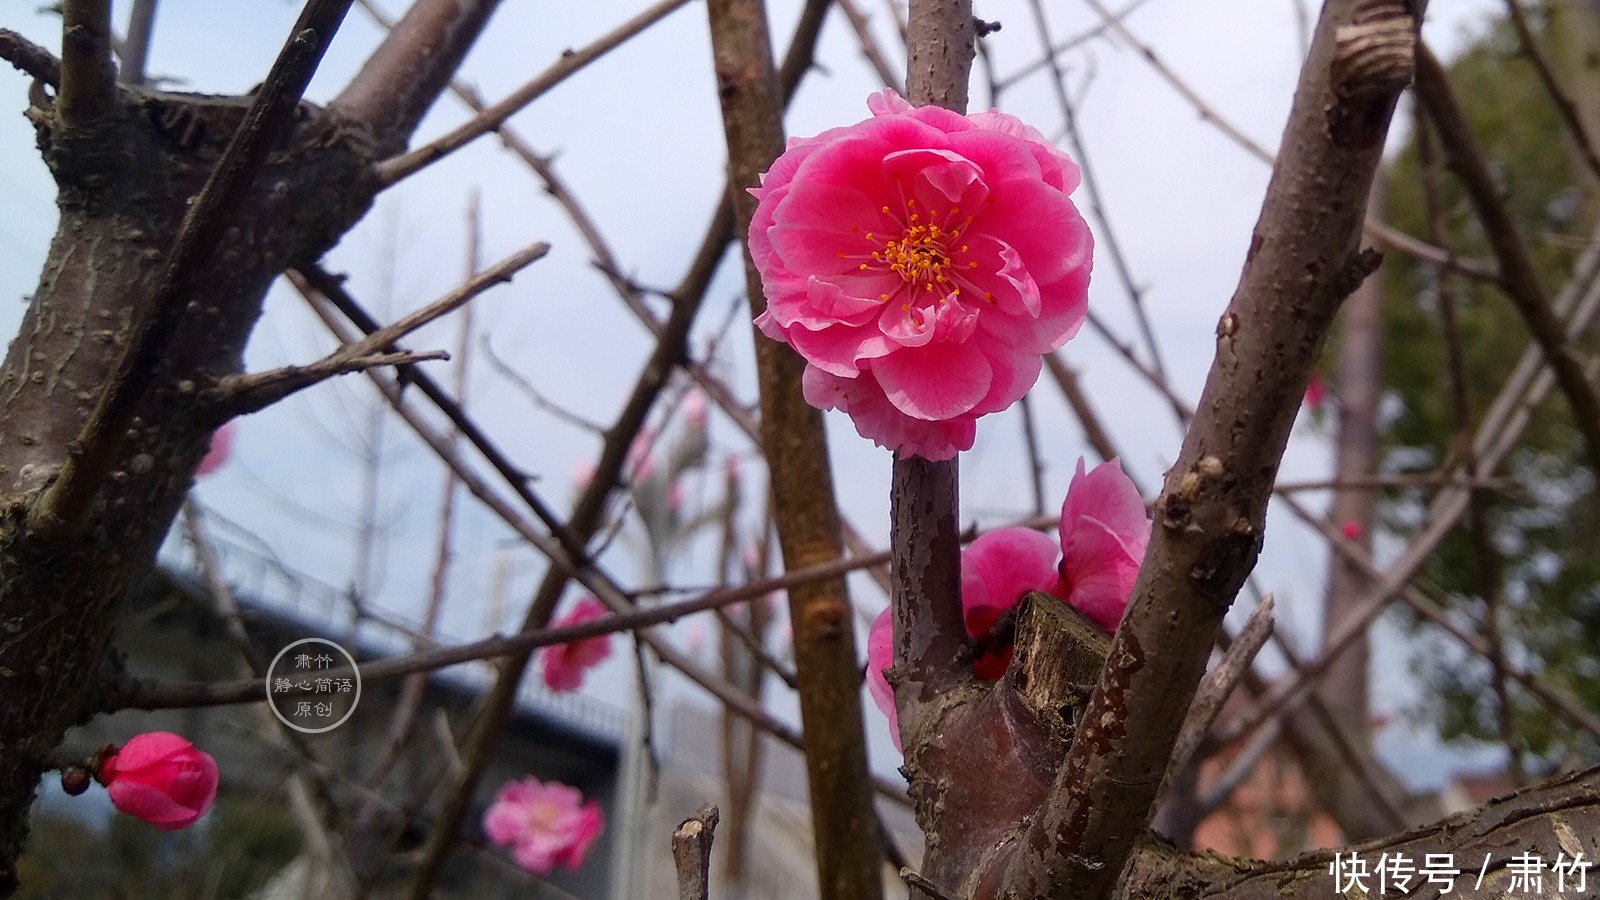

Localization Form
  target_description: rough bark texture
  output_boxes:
[0,86,377,893]
[707,1,884,899]
[1000,2,1419,896]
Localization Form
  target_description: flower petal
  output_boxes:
[866,608,900,751]
[873,339,992,420]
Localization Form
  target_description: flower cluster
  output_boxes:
[541,596,613,692]
[98,732,219,830]
[749,90,1093,460]
[867,459,1148,747]
[483,777,605,874]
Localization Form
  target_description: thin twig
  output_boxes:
[836,0,905,94]
[374,0,694,186]
[1154,595,1274,816]
[480,336,607,436]
[1417,106,1525,786]
[1018,393,1047,517]
[1415,43,1600,475]
[30,0,358,538]
[221,243,546,414]
[1027,0,1169,386]
[1502,0,1600,187]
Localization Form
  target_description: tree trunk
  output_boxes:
[0,86,377,895]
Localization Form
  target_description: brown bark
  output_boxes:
[0,0,506,890]
[706,0,884,897]
[1002,2,1419,896]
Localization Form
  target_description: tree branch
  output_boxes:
[329,0,503,155]
[0,29,62,88]
[1414,43,1600,474]
[672,804,719,900]
[1003,2,1419,896]
[373,0,694,184]
[706,1,885,898]
[220,242,547,414]
[29,0,358,539]
[119,0,159,86]
[57,0,116,127]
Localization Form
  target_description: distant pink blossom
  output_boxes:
[571,459,597,491]
[195,422,235,477]
[540,597,612,692]
[1303,371,1326,413]
[867,458,1147,748]
[750,89,1093,460]
[99,732,219,831]
[483,777,604,874]
[684,390,709,429]
[1340,519,1364,540]
[626,428,657,481]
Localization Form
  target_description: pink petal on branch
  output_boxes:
[1059,459,1150,631]
[540,597,613,692]
[865,608,900,751]
[100,732,219,831]
[749,89,1092,460]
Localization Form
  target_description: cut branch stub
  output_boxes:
[1006,591,1109,750]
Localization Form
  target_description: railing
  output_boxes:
[157,523,628,744]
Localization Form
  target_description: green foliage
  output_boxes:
[14,793,301,900]
[1375,6,1600,766]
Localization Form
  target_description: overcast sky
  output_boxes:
[0,0,1509,786]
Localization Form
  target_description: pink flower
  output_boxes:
[866,459,1147,747]
[684,390,709,429]
[1340,519,1364,540]
[483,777,605,874]
[195,422,235,477]
[750,89,1093,460]
[540,597,613,692]
[1303,371,1326,413]
[99,732,219,831]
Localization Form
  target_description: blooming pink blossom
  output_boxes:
[99,732,219,830]
[483,777,604,874]
[867,459,1147,747]
[540,597,613,692]
[750,90,1093,460]
[195,422,235,477]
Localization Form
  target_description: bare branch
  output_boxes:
[1003,1,1419,894]
[707,0,884,897]
[119,0,158,85]
[374,0,694,185]
[1042,351,1142,492]
[29,0,358,539]
[672,804,719,900]
[0,29,62,87]
[57,0,116,127]
[221,243,547,414]
[1502,0,1600,187]
[1416,44,1600,473]
[1154,595,1274,816]
[480,337,607,436]
[836,0,905,94]
[330,0,502,154]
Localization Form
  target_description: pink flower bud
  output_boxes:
[99,733,218,830]
[1303,371,1326,413]
[684,390,708,429]
[1340,519,1364,540]
[195,422,235,478]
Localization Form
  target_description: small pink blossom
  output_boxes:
[684,390,709,429]
[195,422,235,477]
[866,458,1147,747]
[483,777,604,874]
[99,732,219,831]
[1340,519,1364,540]
[540,597,613,692]
[750,89,1093,460]
[1303,371,1326,413]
